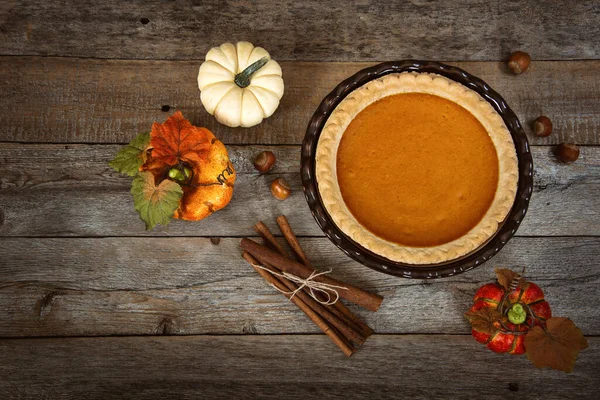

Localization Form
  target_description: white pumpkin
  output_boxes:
[198,42,284,128]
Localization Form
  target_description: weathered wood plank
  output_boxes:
[0,58,598,144]
[1,0,599,61]
[0,236,598,337]
[1,144,598,237]
[0,335,598,400]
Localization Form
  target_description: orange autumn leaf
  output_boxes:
[150,111,212,166]
[524,317,589,373]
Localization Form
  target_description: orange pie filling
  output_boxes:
[336,93,500,248]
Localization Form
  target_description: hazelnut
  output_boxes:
[533,116,553,137]
[271,177,291,200]
[253,151,276,173]
[508,51,531,75]
[555,143,580,163]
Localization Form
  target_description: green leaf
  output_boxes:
[109,132,151,176]
[131,172,183,230]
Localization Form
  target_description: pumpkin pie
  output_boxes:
[315,72,518,264]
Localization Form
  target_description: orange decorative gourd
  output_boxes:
[141,111,236,222]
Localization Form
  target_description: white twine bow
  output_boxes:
[254,264,348,305]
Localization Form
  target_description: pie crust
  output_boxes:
[315,72,519,265]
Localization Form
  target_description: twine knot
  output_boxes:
[254,264,348,305]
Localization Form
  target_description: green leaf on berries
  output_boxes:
[525,317,589,373]
[131,171,183,230]
[109,132,151,176]
[465,307,503,335]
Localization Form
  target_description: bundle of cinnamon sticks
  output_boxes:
[240,215,383,356]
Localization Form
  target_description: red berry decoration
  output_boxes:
[465,268,588,373]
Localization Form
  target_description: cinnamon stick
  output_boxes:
[241,238,384,312]
[254,221,370,342]
[249,255,366,345]
[274,215,375,337]
[242,252,355,357]
[275,215,311,265]
[331,300,374,337]
[254,221,289,256]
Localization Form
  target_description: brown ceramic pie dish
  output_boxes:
[301,61,533,278]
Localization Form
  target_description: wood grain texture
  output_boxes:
[0,236,598,337]
[0,58,599,144]
[0,335,598,400]
[1,144,598,237]
[1,0,599,61]
[1,1,598,395]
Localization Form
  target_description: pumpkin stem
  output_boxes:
[168,166,191,183]
[234,57,269,88]
[507,303,527,325]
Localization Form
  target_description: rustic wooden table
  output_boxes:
[1,1,599,398]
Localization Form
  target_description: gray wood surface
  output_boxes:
[1,1,599,397]
[1,0,599,61]
[0,335,598,400]
[1,144,598,237]
[0,236,598,337]
[1,58,599,145]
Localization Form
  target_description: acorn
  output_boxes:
[271,177,291,200]
[253,151,276,173]
[533,116,553,137]
[555,143,580,163]
[508,51,531,75]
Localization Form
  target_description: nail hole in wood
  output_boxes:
[37,292,58,317]
[242,323,258,334]
[508,383,519,392]
[210,237,221,245]
[140,18,150,25]
[157,317,175,335]
[64,145,70,150]
[161,105,170,112]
